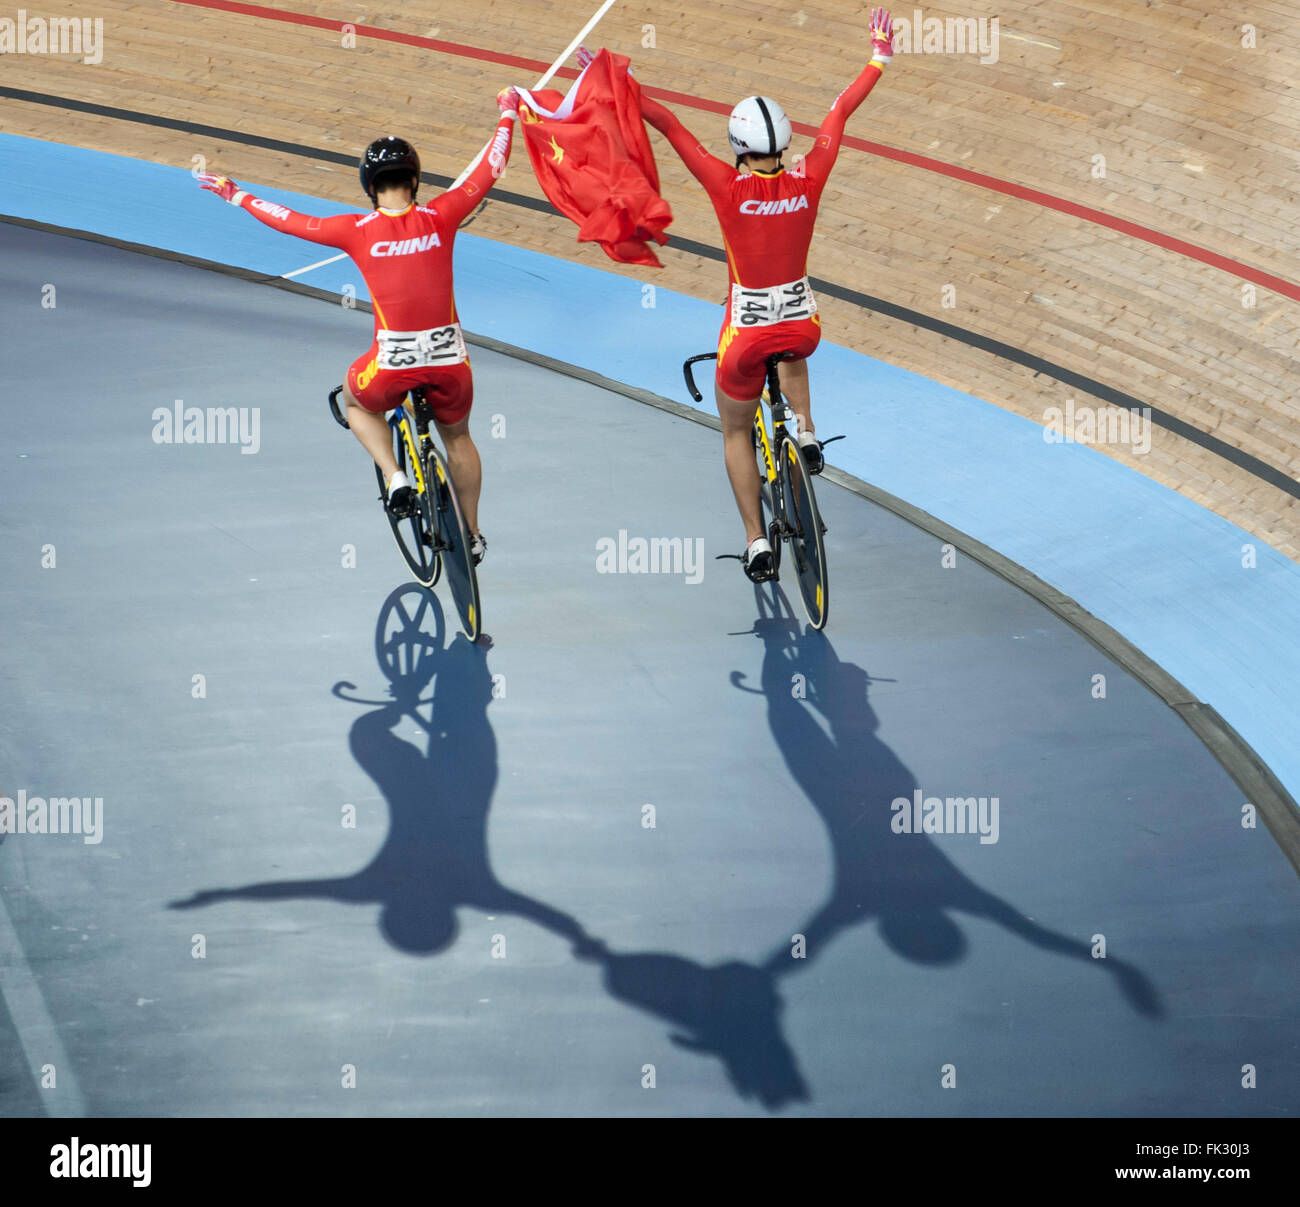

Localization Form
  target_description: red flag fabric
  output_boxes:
[516,50,672,266]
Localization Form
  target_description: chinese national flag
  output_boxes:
[516,50,672,267]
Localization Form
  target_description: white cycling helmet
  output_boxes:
[728,96,792,158]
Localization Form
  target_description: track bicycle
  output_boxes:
[683,351,833,630]
[329,385,482,641]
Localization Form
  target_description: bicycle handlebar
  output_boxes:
[682,353,718,403]
[683,350,800,404]
[328,385,350,430]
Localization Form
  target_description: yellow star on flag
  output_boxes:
[549,135,564,165]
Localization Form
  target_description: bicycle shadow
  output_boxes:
[741,586,1163,1018]
[169,586,591,955]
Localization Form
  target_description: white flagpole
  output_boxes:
[449,0,618,189]
[534,0,617,89]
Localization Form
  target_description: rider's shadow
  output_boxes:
[743,588,1163,1017]
[170,587,590,956]
[565,586,1156,1112]
[167,583,813,1107]
[168,584,805,1107]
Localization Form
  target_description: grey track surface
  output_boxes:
[2,224,1298,1117]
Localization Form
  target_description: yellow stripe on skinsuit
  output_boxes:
[717,322,738,365]
[721,233,742,289]
[450,299,469,366]
[357,357,380,390]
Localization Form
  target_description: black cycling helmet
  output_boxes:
[359,137,421,206]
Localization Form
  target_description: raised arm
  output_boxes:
[197,173,355,246]
[802,7,894,180]
[639,93,735,194]
[437,90,520,228]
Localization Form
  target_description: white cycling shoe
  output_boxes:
[386,469,415,518]
[797,429,824,474]
[743,536,776,583]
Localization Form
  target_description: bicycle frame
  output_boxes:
[392,393,433,498]
[328,384,480,634]
[754,407,778,489]
[757,354,799,526]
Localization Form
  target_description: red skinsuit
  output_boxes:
[641,65,883,399]
[238,115,515,421]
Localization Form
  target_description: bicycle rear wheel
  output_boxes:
[376,415,440,588]
[780,439,828,629]
[426,446,481,641]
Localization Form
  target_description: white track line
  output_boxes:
[1000,30,1062,50]
[281,252,347,279]
[0,888,87,1116]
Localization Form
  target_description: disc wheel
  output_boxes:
[781,439,828,629]
[426,446,481,641]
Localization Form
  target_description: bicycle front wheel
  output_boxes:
[376,418,441,588]
[426,446,481,641]
[780,439,828,629]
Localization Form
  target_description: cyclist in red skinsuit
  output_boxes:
[636,8,895,580]
[197,90,522,561]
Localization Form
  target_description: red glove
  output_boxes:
[870,7,894,63]
[497,86,521,117]
[197,172,240,203]
[576,45,595,71]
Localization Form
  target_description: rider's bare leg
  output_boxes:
[436,415,482,536]
[777,357,813,436]
[344,384,399,481]
[715,383,766,545]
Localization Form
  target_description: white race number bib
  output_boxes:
[375,323,468,371]
[730,277,818,328]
